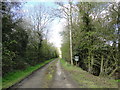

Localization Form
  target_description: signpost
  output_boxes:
[75,56,79,66]
[75,56,79,62]
[74,56,79,66]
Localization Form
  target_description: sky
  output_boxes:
[21,0,119,49]
[22,1,64,48]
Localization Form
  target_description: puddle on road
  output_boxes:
[50,60,78,88]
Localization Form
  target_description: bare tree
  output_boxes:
[28,3,54,40]
[55,1,74,65]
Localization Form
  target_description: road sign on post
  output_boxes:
[74,56,79,62]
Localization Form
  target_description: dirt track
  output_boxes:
[51,60,79,88]
[10,59,79,89]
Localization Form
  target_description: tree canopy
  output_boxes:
[60,2,119,78]
[2,2,59,76]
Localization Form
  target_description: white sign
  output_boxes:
[75,56,79,61]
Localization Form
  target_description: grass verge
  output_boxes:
[2,58,55,89]
[0,77,2,89]
[61,59,118,88]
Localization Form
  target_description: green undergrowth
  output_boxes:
[2,58,56,89]
[61,59,118,88]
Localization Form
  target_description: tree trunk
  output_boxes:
[88,51,91,73]
[117,2,120,67]
[69,0,73,65]
[91,53,94,74]
[99,55,104,76]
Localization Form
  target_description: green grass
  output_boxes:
[2,58,55,89]
[61,59,118,88]
[116,79,120,82]
[0,77,2,90]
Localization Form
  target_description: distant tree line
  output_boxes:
[2,2,58,76]
[59,2,119,78]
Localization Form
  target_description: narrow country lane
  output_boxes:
[10,60,56,89]
[9,59,78,89]
[3,2,119,89]
[51,60,79,88]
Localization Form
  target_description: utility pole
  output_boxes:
[69,0,73,65]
